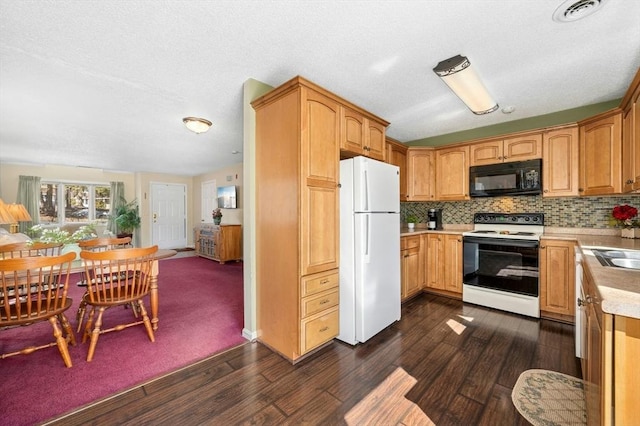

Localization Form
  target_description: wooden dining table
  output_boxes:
[67,248,177,331]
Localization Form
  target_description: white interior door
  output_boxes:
[151,183,186,249]
[201,180,217,224]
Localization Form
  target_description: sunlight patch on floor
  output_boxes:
[446,319,467,335]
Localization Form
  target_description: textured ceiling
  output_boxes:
[1,0,639,176]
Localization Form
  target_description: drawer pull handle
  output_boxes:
[319,299,330,305]
[319,326,329,332]
[320,279,330,284]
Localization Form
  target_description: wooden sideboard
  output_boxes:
[194,224,242,264]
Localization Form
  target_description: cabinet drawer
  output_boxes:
[301,289,339,318]
[401,235,420,250]
[301,307,339,353]
[301,269,339,297]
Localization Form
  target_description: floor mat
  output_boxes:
[512,369,587,426]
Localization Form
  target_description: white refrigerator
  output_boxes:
[337,156,401,345]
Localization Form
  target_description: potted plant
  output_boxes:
[28,223,97,258]
[406,214,419,230]
[114,198,141,238]
[212,208,223,225]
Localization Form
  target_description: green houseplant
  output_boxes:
[406,214,419,229]
[114,198,141,238]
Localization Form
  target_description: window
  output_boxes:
[39,182,111,224]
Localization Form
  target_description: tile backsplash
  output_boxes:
[401,195,640,228]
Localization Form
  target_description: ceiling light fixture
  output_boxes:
[182,117,212,134]
[433,55,499,115]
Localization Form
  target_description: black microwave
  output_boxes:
[469,159,542,197]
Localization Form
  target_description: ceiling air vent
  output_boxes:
[552,0,607,22]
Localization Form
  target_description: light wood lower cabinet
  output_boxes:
[300,270,340,354]
[539,239,575,323]
[581,263,610,426]
[581,260,640,425]
[400,235,422,301]
[194,224,242,263]
[424,233,462,297]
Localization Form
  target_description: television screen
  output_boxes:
[217,185,237,209]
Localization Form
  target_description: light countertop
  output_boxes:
[543,231,640,319]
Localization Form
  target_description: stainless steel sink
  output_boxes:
[592,249,640,270]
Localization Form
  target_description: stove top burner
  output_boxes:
[464,212,545,241]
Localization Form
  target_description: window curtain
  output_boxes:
[16,175,41,232]
[109,181,125,234]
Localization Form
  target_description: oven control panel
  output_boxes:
[473,212,544,225]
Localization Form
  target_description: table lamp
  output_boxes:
[7,203,32,233]
[0,199,17,231]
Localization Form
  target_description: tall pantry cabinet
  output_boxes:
[251,76,343,362]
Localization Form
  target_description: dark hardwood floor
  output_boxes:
[47,293,581,425]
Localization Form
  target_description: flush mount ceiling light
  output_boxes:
[553,0,607,23]
[433,55,499,115]
[182,117,212,134]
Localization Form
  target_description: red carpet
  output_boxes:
[0,256,246,426]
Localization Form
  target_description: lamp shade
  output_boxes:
[0,199,16,225]
[7,204,32,222]
[433,55,498,115]
[183,117,212,134]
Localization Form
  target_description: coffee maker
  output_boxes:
[427,209,443,230]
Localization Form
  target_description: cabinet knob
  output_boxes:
[626,179,634,184]
[577,297,587,306]
[503,156,507,159]
[578,188,584,192]
[540,246,546,249]
[319,326,330,333]
[543,189,549,193]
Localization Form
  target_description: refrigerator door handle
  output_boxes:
[363,215,370,263]
[363,169,369,211]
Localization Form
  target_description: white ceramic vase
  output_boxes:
[621,228,640,239]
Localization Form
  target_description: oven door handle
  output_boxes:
[462,236,539,248]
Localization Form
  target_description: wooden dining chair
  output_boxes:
[78,236,132,252]
[0,241,64,259]
[0,252,77,367]
[79,245,158,362]
[75,236,133,331]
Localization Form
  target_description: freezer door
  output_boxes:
[352,156,399,213]
[354,212,401,343]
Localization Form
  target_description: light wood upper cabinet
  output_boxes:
[539,239,575,322]
[366,119,386,161]
[621,68,640,192]
[542,126,579,197]
[579,109,622,196]
[302,88,340,275]
[386,138,408,201]
[436,145,469,200]
[340,106,386,161]
[469,134,542,166]
[407,148,435,201]
[341,106,365,154]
